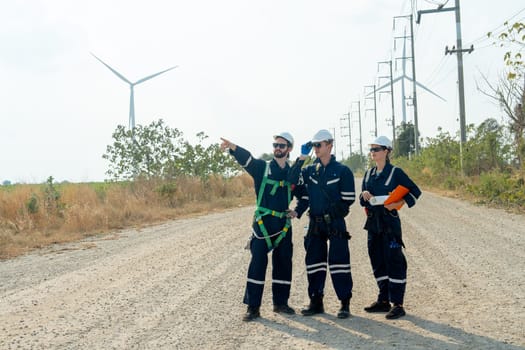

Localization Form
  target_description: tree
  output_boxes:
[260,153,274,161]
[394,122,419,158]
[463,118,511,176]
[179,132,240,179]
[418,128,461,177]
[482,21,525,171]
[343,153,367,174]
[103,119,240,181]
[103,119,185,180]
[488,21,524,80]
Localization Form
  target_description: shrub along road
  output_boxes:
[0,191,524,349]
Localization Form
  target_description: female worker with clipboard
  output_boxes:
[359,136,422,320]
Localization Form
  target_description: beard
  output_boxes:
[274,151,287,159]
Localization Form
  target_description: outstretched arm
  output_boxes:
[220,137,237,152]
[220,137,265,180]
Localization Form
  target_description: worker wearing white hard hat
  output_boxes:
[370,135,393,150]
[360,135,422,320]
[290,129,356,319]
[368,136,393,164]
[310,129,334,143]
[274,131,294,149]
[220,132,302,322]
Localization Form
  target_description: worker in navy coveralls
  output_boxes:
[289,129,356,319]
[220,132,303,322]
[360,136,422,319]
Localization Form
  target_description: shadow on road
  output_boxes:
[257,312,522,350]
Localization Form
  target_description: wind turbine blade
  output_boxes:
[401,74,446,102]
[91,52,132,85]
[371,76,404,95]
[415,81,447,101]
[134,65,178,85]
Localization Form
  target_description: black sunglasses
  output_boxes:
[273,143,288,149]
[312,142,323,148]
[370,146,386,152]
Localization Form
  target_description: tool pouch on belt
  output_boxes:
[364,208,404,247]
[307,214,351,240]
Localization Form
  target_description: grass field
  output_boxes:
[0,174,254,259]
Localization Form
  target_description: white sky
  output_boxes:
[1,0,524,183]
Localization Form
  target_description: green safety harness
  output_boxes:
[253,161,292,251]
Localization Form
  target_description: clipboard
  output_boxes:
[369,195,389,206]
[383,185,409,210]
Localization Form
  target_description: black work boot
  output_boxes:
[242,306,260,322]
[273,304,296,314]
[301,295,324,316]
[364,300,391,313]
[337,299,350,319]
[385,304,406,319]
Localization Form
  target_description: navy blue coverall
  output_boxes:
[360,162,421,305]
[230,146,301,308]
[294,155,356,302]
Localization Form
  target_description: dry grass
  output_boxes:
[0,174,255,260]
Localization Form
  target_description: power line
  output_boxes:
[473,43,499,52]
[424,55,452,86]
[463,7,525,47]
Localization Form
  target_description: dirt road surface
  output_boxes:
[1,191,524,349]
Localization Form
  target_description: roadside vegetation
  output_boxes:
[0,174,255,259]
[0,121,254,259]
[1,21,523,260]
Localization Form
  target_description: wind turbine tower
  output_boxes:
[91,53,178,129]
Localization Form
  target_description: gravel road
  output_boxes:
[1,191,524,349]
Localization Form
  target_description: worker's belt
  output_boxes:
[366,207,398,217]
[312,216,327,223]
[256,207,287,219]
[306,216,351,240]
[310,214,340,224]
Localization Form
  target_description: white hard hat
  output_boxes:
[371,135,392,149]
[274,132,294,147]
[311,129,334,143]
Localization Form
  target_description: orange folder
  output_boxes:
[383,185,410,210]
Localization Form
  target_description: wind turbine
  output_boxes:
[91,53,178,129]
[375,29,445,124]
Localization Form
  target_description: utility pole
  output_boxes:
[417,0,474,172]
[330,127,337,156]
[409,14,419,155]
[394,15,419,154]
[378,60,396,145]
[340,112,352,157]
[364,85,378,138]
[351,100,363,156]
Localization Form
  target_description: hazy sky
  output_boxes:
[1,0,524,183]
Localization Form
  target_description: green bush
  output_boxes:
[27,193,39,214]
[463,171,525,208]
[156,182,177,207]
